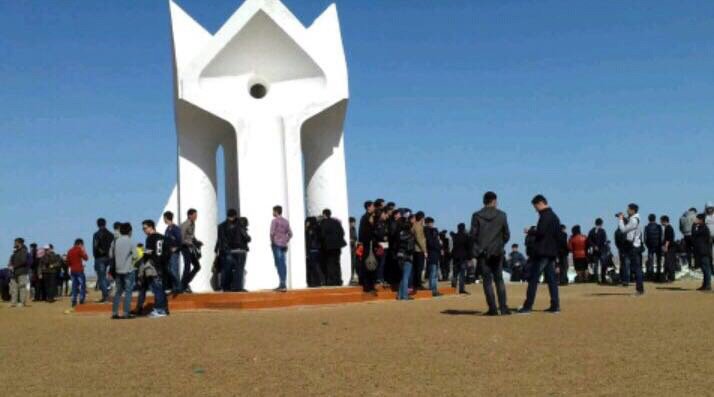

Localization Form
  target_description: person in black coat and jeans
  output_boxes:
[320,209,346,286]
[450,224,472,294]
[692,214,712,291]
[519,195,561,314]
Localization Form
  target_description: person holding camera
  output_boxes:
[470,191,511,316]
[618,203,644,295]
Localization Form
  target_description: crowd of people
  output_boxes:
[4,195,713,318]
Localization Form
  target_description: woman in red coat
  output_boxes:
[568,225,589,283]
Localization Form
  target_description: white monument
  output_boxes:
[163,0,350,292]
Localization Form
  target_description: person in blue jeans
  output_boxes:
[270,206,292,292]
[92,218,115,302]
[163,211,183,294]
[398,260,413,300]
[70,272,86,306]
[111,223,139,319]
[618,204,645,295]
[395,214,415,300]
[271,245,288,290]
[519,195,562,314]
[692,214,712,291]
[424,217,443,297]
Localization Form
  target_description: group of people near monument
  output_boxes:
[4,195,713,317]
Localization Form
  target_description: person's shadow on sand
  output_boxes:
[441,309,482,316]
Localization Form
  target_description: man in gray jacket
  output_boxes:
[680,208,697,267]
[471,191,511,316]
[110,223,138,319]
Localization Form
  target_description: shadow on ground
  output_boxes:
[441,309,482,316]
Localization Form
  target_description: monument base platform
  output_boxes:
[74,285,457,314]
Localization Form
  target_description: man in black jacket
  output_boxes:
[92,218,114,302]
[450,224,472,294]
[215,209,251,292]
[519,195,561,314]
[320,209,346,286]
[358,201,377,293]
[644,214,663,281]
[471,191,511,316]
[587,218,608,284]
[557,225,569,285]
[692,214,712,291]
[660,216,677,282]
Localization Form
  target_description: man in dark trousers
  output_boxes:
[471,191,511,316]
[557,224,569,285]
[424,217,443,297]
[692,214,712,291]
[661,216,677,282]
[92,218,114,303]
[519,195,561,314]
[587,218,608,284]
[644,214,663,281]
[320,209,346,286]
[358,201,376,293]
[215,209,251,292]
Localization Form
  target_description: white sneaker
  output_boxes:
[148,310,167,318]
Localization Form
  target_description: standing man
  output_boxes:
[163,212,183,294]
[319,209,346,286]
[180,209,202,293]
[349,217,357,285]
[216,209,251,292]
[644,214,663,281]
[411,211,428,290]
[661,216,676,282]
[471,191,511,316]
[706,202,714,265]
[92,218,114,303]
[557,224,569,285]
[692,214,712,291]
[270,205,292,292]
[519,195,561,314]
[110,223,138,319]
[38,245,62,303]
[66,239,88,307]
[587,218,608,284]
[439,230,451,282]
[136,220,169,317]
[358,201,376,293]
[619,203,644,295]
[8,238,30,308]
[424,217,443,297]
[679,208,697,267]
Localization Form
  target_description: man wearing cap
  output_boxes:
[38,244,62,303]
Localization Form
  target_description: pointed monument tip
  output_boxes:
[310,3,339,31]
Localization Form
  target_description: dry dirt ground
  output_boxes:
[1,281,713,397]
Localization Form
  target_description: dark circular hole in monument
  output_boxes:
[249,83,267,99]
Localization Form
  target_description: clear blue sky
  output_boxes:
[1,0,713,263]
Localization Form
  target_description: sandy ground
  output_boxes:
[1,281,713,397]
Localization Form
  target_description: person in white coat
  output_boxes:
[618,203,644,295]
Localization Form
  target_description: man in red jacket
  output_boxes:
[66,239,88,307]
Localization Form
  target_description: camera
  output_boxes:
[615,212,623,218]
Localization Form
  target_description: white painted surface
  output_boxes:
[167,0,350,292]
